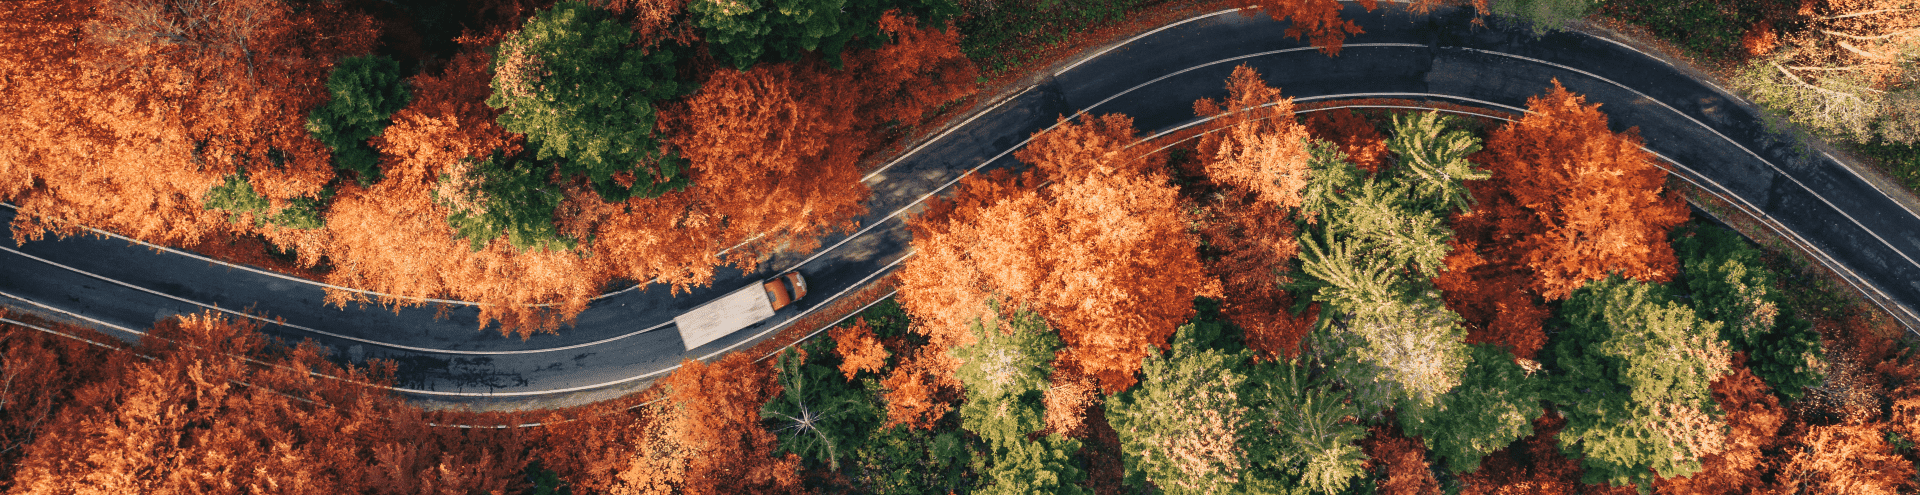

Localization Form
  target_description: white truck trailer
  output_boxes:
[674,272,808,350]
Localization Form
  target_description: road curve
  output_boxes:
[4,4,1918,409]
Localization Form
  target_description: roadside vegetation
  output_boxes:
[5,64,1911,493]
[2,0,1917,493]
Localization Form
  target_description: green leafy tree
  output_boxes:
[762,347,881,472]
[1398,343,1541,474]
[691,0,959,70]
[1673,223,1827,401]
[1242,359,1368,494]
[204,171,329,230]
[1548,275,1732,490]
[305,55,410,184]
[435,153,573,252]
[953,309,1089,495]
[1384,111,1489,215]
[1106,321,1252,495]
[488,2,691,201]
[850,423,976,495]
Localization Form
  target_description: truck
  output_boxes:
[674,271,809,351]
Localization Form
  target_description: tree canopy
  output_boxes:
[1547,275,1732,488]
[489,1,693,201]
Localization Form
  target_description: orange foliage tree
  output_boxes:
[1,0,375,247]
[617,353,801,494]
[1654,355,1788,495]
[1303,108,1388,173]
[1359,422,1442,495]
[1230,0,1377,56]
[1186,65,1318,360]
[899,113,1211,393]
[3,313,527,495]
[1772,422,1916,494]
[831,318,890,379]
[1460,80,1688,302]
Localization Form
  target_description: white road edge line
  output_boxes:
[1053,8,1246,76]
[862,86,1036,183]
[1822,151,1920,219]
[0,244,678,356]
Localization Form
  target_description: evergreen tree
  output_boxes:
[691,0,959,70]
[1548,275,1732,490]
[1107,321,1252,494]
[1384,110,1489,215]
[952,309,1089,495]
[435,153,573,252]
[1399,343,1541,474]
[1242,359,1368,494]
[1673,223,1827,401]
[488,2,692,201]
[762,347,881,472]
[306,55,410,184]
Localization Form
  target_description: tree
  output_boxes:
[1673,223,1827,401]
[690,0,959,69]
[1773,423,1916,494]
[1358,423,1442,494]
[1106,322,1253,494]
[622,353,802,494]
[1398,343,1541,474]
[435,152,574,252]
[307,55,411,184]
[761,348,880,472]
[1384,111,1488,215]
[489,1,692,201]
[1228,0,1378,56]
[952,311,1090,495]
[1547,276,1732,489]
[1241,359,1369,494]
[1734,0,1920,144]
[1473,80,1689,300]
[900,114,1210,393]
[1294,127,1476,413]
[831,318,891,379]
[1194,65,1314,209]
[1188,65,1317,360]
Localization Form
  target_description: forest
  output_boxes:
[3,0,1920,493]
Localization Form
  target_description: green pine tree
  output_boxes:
[306,55,410,185]
[436,153,574,252]
[1385,110,1488,215]
[762,347,881,472]
[1399,343,1541,474]
[488,2,693,201]
[1242,359,1367,495]
[1673,223,1826,401]
[1548,275,1731,491]
[1106,321,1252,495]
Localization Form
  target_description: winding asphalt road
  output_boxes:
[6,4,1919,409]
